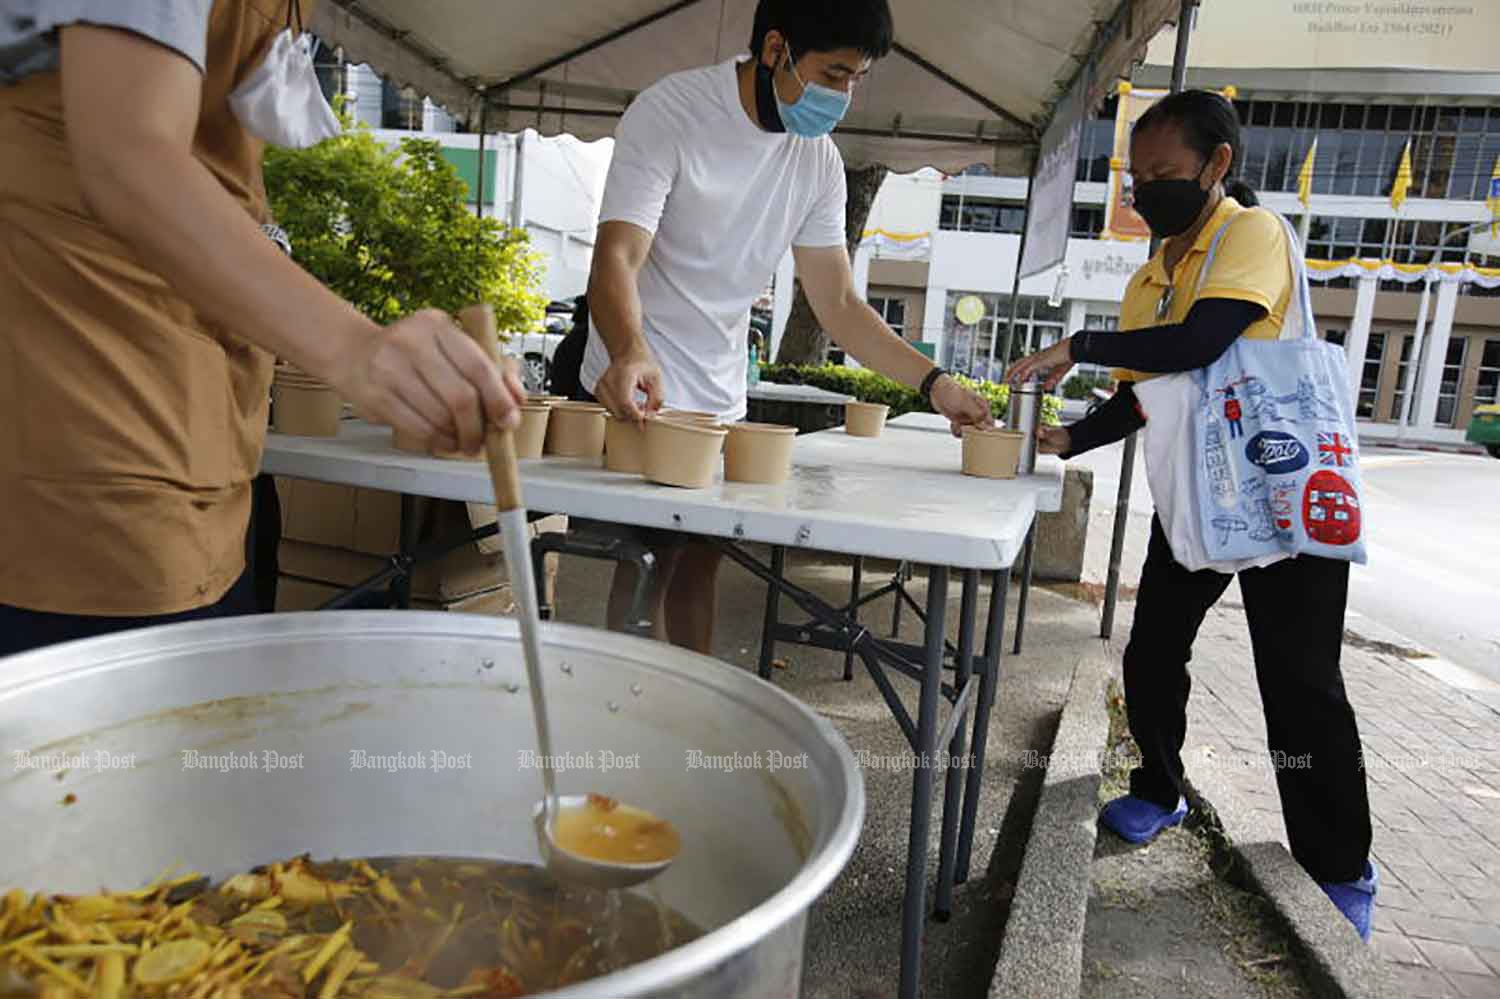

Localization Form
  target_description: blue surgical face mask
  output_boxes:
[774,48,851,138]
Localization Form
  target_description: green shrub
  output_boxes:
[1061,371,1115,401]
[760,363,1061,426]
[264,107,547,331]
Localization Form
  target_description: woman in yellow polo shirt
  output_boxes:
[1006,90,1376,940]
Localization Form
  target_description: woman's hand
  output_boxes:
[1037,425,1072,456]
[1003,337,1075,391]
[328,309,527,454]
[930,374,995,437]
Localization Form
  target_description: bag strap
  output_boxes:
[1191,207,1318,343]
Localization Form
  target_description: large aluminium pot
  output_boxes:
[0,612,864,998]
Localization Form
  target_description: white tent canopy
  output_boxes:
[310,0,1180,174]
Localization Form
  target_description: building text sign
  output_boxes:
[1147,2,1498,73]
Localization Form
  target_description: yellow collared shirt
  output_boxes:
[1115,197,1292,383]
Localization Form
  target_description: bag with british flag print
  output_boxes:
[1189,213,1368,565]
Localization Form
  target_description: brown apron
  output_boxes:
[0,1,298,616]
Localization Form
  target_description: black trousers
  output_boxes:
[1123,515,1371,883]
[0,474,280,658]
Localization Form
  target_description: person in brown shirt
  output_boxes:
[0,1,526,656]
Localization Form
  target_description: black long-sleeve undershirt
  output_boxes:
[1061,383,1144,458]
[1070,297,1266,373]
[1059,297,1266,458]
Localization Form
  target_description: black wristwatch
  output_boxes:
[919,366,948,402]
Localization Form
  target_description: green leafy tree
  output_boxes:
[263,113,547,333]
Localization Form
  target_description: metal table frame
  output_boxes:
[261,421,1059,999]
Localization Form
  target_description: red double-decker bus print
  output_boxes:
[1302,470,1361,546]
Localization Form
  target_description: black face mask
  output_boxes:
[1131,168,1211,238]
[754,60,787,132]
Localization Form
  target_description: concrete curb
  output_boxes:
[1182,763,1399,999]
[989,650,1112,999]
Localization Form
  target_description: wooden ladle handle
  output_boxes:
[457,304,523,513]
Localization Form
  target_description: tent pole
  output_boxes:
[1101,0,1197,642]
[994,149,1040,379]
[511,132,526,230]
[475,94,488,222]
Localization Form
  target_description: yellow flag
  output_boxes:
[1488,155,1500,239]
[1297,139,1317,209]
[1390,140,1413,212]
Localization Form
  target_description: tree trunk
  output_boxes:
[774,163,888,366]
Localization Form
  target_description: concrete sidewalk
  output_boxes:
[1123,588,1500,998]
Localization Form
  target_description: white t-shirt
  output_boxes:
[581,57,847,422]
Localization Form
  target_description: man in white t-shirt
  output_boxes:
[579,0,992,653]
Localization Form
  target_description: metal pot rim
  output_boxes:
[0,612,866,998]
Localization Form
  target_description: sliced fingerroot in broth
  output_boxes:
[0,856,698,997]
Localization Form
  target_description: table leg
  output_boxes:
[899,564,947,999]
[392,494,419,609]
[1012,521,1037,655]
[757,546,786,681]
[934,569,978,920]
[890,561,907,637]
[844,555,863,681]
[957,569,1009,883]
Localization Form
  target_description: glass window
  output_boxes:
[937,196,1025,234]
[1240,126,1270,190]
[1325,329,1347,349]
[1070,206,1106,238]
[1389,334,1415,421]
[1435,338,1467,427]
[946,294,1068,381]
[380,80,423,130]
[1474,339,1500,407]
[1359,332,1386,419]
[869,296,907,338]
[1264,126,1295,192]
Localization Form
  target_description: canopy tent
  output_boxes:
[310,0,1181,174]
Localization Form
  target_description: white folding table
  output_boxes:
[261,419,1062,999]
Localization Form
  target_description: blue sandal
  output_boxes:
[1099,794,1188,844]
[1319,861,1378,942]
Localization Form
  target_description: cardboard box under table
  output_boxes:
[273,478,561,613]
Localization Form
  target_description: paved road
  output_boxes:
[1072,438,1500,684]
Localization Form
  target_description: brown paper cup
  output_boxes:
[659,409,720,425]
[271,383,342,437]
[724,423,797,485]
[515,404,551,459]
[604,415,648,474]
[844,401,890,438]
[391,428,428,454]
[961,427,1025,479]
[644,417,728,489]
[545,402,608,458]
